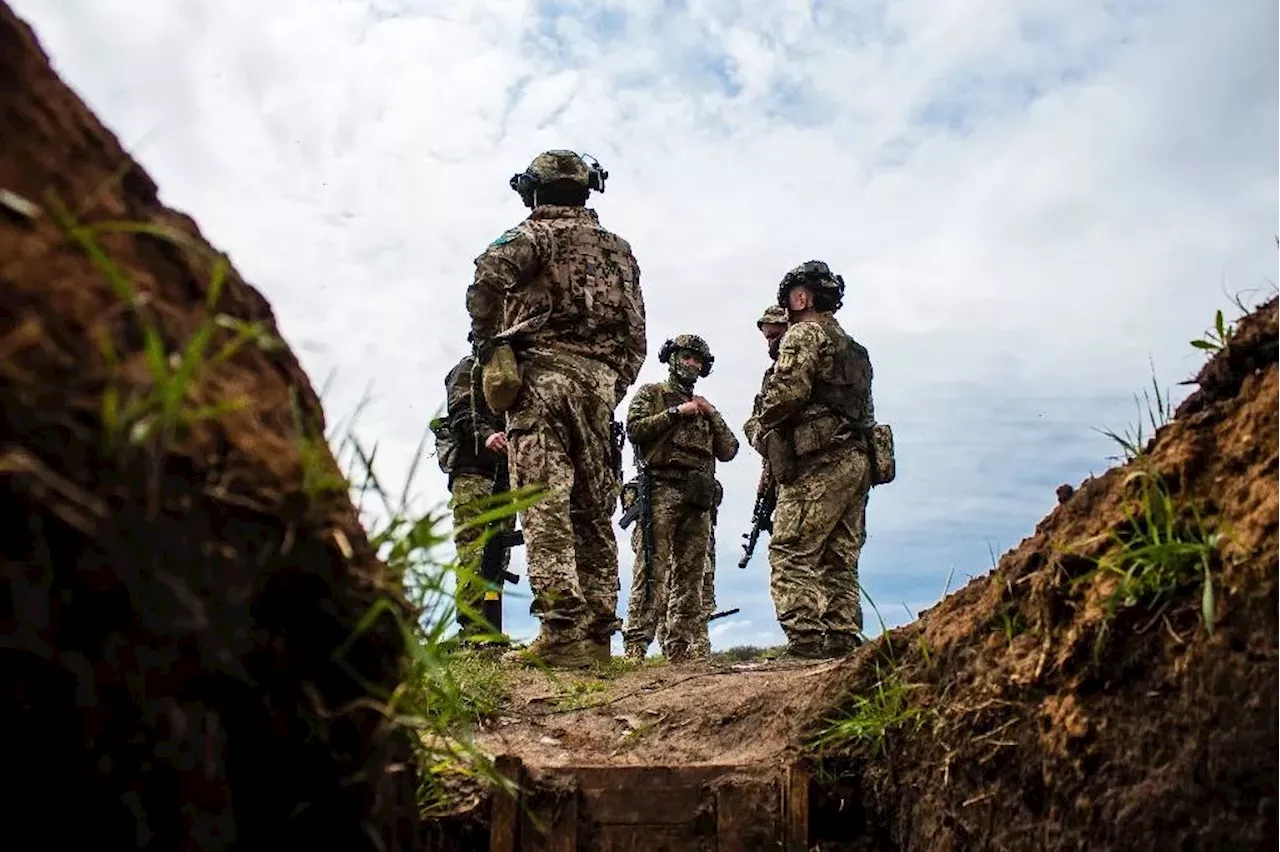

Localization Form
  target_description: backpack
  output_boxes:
[429,416,459,476]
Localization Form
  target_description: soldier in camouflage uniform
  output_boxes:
[467,150,646,669]
[626,476,721,658]
[754,262,873,659]
[743,304,790,455]
[622,335,738,664]
[437,351,512,643]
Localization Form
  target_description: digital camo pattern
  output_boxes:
[625,379,739,469]
[467,205,647,400]
[621,480,712,662]
[742,364,775,455]
[755,312,875,651]
[449,471,512,637]
[768,442,868,647]
[504,352,626,643]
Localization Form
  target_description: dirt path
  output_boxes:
[475,654,847,769]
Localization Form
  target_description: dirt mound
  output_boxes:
[801,296,1278,850]
[0,5,419,850]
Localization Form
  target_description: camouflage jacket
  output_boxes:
[466,205,647,403]
[742,363,776,455]
[444,354,505,479]
[756,314,874,451]
[626,379,738,473]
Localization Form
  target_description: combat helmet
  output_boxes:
[776,260,845,312]
[658,333,714,382]
[509,150,608,208]
[756,305,789,329]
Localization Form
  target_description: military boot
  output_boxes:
[777,638,826,661]
[823,632,864,659]
[502,630,595,669]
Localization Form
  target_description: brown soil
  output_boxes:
[1,5,419,850]
[798,295,1279,850]
[478,657,844,768]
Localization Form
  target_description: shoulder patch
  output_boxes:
[488,227,522,248]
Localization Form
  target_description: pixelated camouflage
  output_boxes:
[450,472,514,640]
[443,354,504,481]
[525,150,592,186]
[468,206,647,398]
[755,313,874,652]
[622,378,738,662]
[756,305,789,328]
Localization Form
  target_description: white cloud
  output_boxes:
[12,0,1276,649]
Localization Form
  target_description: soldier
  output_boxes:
[754,262,873,659]
[434,350,512,644]
[743,304,790,454]
[622,335,738,664]
[466,150,646,669]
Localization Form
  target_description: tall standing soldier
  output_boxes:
[622,334,738,664]
[466,150,647,669]
[436,348,512,643]
[754,262,873,659]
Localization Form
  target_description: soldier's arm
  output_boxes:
[755,324,822,432]
[626,384,676,446]
[709,411,739,462]
[466,225,541,348]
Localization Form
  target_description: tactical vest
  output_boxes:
[520,208,640,378]
[794,321,873,438]
[443,357,502,480]
[643,383,716,471]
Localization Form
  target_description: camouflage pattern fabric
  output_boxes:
[622,379,738,662]
[621,480,712,660]
[689,499,719,657]
[742,363,775,455]
[467,205,647,401]
[466,202,645,655]
[445,354,504,479]
[505,352,625,644]
[449,471,512,638]
[756,314,874,649]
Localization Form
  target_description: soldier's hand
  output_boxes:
[693,396,717,415]
[676,401,701,416]
[485,431,509,453]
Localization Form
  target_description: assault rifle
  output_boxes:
[707,607,740,622]
[618,444,655,610]
[470,462,523,635]
[737,474,777,569]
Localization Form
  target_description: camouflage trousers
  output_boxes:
[505,356,622,644]
[450,471,512,639]
[768,442,869,648]
[622,480,711,662]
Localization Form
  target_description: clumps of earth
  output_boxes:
[2,3,1275,850]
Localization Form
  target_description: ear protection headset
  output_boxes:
[508,152,609,207]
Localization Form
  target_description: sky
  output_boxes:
[12,0,1277,651]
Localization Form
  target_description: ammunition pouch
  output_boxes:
[869,423,896,486]
[762,430,797,486]
[681,469,718,510]
[481,343,523,413]
[792,413,840,457]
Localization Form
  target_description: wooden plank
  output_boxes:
[489,755,524,852]
[594,823,708,852]
[581,783,708,825]
[521,782,578,852]
[716,776,783,851]
[784,764,809,852]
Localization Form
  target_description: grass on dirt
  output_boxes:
[18,188,546,817]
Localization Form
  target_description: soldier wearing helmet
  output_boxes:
[743,304,790,453]
[621,334,738,663]
[754,260,875,659]
[466,150,647,669]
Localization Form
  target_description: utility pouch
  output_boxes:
[763,429,797,486]
[792,414,839,457]
[682,470,718,510]
[870,423,897,486]
[481,343,522,413]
